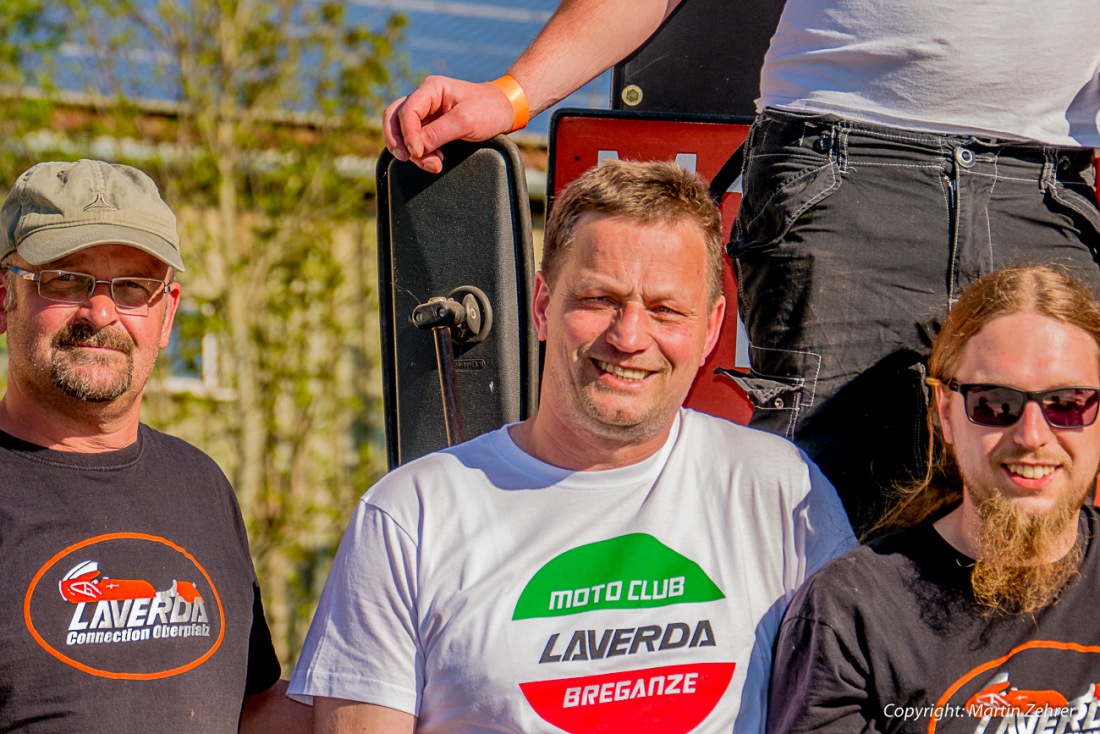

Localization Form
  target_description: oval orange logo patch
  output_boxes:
[23,533,224,680]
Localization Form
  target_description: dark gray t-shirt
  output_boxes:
[769,507,1100,733]
[0,424,280,732]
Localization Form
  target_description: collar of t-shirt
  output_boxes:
[0,425,144,470]
[491,411,683,492]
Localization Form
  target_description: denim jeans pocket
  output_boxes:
[730,150,842,257]
[1046,178,1100,246]
[718,370,802,439]
[717,344,822,439]
[718,370,803,411]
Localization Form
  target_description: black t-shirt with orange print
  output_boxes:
[0,425,280,732]
[769,508,1100,734]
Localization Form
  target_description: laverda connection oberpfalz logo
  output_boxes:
[514,534,735,734]
[60,560,211,645]
[23,533,224,680]
[923,643,1100,733]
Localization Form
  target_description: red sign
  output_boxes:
[549,112,753,424]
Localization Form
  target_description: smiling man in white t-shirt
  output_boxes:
[289,159,854,734]
[379,0,1100,540]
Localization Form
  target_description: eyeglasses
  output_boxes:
[933,378,1100,428]
[3,265,169,314]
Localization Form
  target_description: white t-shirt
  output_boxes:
[760,0,1100,147]
[289,410,854,733]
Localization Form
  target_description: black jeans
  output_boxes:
[727,108,1100,535]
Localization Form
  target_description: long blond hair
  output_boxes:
[875,264,1100,534]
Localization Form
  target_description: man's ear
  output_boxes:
[0,273,11,335]
[935,383,955,445]
[700,295,726,366]
[532,271,550,342]
[158,282,182,349]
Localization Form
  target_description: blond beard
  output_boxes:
[970,488,1088,616]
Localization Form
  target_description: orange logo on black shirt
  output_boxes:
[964,672,1073,718]
[927,642,1100,733]
[59,560,203,605]
[24,533,224,680]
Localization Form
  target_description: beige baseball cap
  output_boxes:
[0,159,185,271]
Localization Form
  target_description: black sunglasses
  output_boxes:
[941,380,1100,428]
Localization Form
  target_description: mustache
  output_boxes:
[998,451,1065,465]
[584,350,670,375]
[53,322,134,355]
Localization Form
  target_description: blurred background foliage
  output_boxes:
[0,0,409,670]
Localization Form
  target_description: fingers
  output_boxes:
[383,96,410,160]
[383,94,445,172]
[382,76,515,174]
[412,150,445,174]
[396,77,453,159]
[416,100,494,156]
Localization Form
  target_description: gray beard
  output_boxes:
[49,322,134,402]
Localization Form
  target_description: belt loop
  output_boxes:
[1040,147,1058,193]
[834,122,848,172]
[746,114,763,158]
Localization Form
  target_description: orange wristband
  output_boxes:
[491,74,530,132]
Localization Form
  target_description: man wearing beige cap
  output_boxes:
[0,160,307,732]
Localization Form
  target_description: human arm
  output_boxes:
[240,679,314,734]
[737,454,860,732]
[313,697,416,734]
[237,581,305,733]
[286,502,423,724]
[788,459,857,583]
[383,0,683,173]
[767,585,880,732]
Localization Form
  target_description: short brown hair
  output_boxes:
[543,160,724,304]
[877,264,1100,532]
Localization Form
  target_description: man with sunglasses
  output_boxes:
[0,159,307,732]
[767,264,1100,733]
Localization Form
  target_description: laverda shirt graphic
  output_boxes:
[769,510,1100,734]
[289,409,854,733]
[28,538,218,677]
[0,426,281,733]
[515,533,733,733]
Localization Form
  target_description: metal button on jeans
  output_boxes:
[955,147,975,167]
[813,135,832,153]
